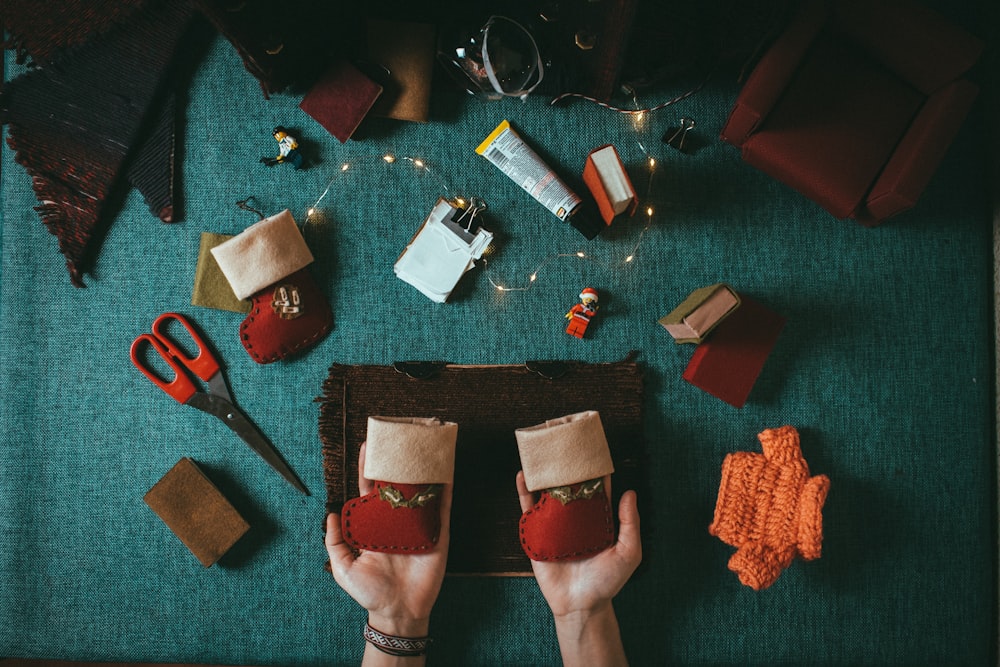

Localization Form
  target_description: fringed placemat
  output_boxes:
[318,357,645,575]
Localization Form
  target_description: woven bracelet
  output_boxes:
[364,622,431,657]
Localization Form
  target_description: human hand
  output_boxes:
[516,471,641,666]
[325,443,452,639]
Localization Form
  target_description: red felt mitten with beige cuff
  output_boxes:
[341,417,458,554]
[515,411,616,561]
[211,209,332,364]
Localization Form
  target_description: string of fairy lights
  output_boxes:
[301,109,669,296]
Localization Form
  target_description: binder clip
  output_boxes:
[394,197,494,303]
[663,117,701,154]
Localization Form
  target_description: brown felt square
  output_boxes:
[144,458,250,567]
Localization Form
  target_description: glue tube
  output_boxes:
[476,120,601,239]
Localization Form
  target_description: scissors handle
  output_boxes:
[151,312,220,382]
[130,334,198,404]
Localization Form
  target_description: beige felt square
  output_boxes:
[211,209,313,299]
[144,458,249,567]
[515,411,614,491]
[363,416,458,484]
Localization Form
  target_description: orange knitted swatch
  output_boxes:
[708,425,830,591]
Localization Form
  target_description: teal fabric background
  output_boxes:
[1,4,995,665]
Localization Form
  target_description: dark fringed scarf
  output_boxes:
[1,0,346,286]
[1,0,193,286]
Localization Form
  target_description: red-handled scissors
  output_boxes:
[130,312,308,495]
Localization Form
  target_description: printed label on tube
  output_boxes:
[476,120,582,222]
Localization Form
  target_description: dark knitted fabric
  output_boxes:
[1,0,193,285]
[0,0,151,65]
[126,91,179,223]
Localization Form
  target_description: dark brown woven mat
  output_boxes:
[318,358,645,575]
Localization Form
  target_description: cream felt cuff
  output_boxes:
[363,416,458,484]
[515,410,614,492]
[211,209,314,299]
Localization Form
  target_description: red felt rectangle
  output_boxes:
[683,295,785,408]
[299,60,382,143]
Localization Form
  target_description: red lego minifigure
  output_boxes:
[565,287,599,338]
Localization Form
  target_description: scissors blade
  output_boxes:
[187,393,309,495]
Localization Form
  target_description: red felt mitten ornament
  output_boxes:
[341,417,458,554]
[515,411,616,561]
[212,210,332,363]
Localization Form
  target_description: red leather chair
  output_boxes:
[720,0,983,226]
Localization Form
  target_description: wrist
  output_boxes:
[553,602,627,667]
[553,600,616,636]
[368,612,431,639]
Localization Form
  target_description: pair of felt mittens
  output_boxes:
[211,210,332,364]
[339,411,615,562]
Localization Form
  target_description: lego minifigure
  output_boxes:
[565,287,599,338]
[260,126,305,169]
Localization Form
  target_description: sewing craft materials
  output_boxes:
[191,232,251,314]
[583,144,637,224]
[319,359,643,574]
[130,312,308,495]
[144,457,250,567]
[0,0,194,286]
[565,287,600,338]
[211,209,332,363]
[341,417,458,554]
[476,120,602,240]
[515,411,616,561]
[299,60,383,143]
[682,294,785,407]
[366,19,437,122]
[709,425,830,591]
[394,197,493,303]
[659,283,740,344]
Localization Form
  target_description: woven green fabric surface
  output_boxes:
[1,13,995,667]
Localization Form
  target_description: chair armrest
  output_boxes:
[834,0,983,95]
[720,0,830,146]
[860,79,979,225]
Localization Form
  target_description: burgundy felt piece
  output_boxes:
[520,482,614,562]
[742,32,923,220]
[239,268,333,364]
[342,482,442,553]
[299,60,383,143]
[683,295,786,408]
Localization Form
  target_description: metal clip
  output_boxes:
[663,117,697,154]
[525,360,570,380]
[392,361,448,380]
[452,196,488,233]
